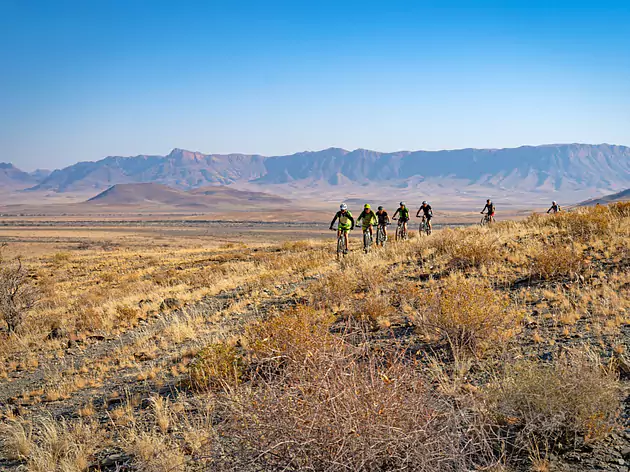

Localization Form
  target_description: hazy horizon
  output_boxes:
[2,0,629,171]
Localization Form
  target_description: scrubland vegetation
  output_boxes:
[0,203,629,471]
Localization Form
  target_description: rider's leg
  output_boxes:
[344,230,349,251]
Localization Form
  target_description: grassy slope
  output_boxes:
[0,203,629,471]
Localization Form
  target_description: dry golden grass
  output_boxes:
[1,204,629,471]
[485,350,620,447]
[0,417,104,472]
[188,342,244,392]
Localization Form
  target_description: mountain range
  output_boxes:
[3,144,629,204]
[0,163,50,189]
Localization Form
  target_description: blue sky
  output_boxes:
[1,0,629,170]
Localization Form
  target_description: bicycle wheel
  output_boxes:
[337,234,344,258]
[377,226,386,246]
[363,231,370,253]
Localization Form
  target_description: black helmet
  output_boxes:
[378,206,383,210]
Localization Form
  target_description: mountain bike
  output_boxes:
[376,224,388,247]
[334,227,350,259]
[393,218,408,241]
[419,216,432,236]
[362,226,375,253]
[480,213,492,226]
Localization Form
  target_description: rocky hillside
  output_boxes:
[580,188,630,206]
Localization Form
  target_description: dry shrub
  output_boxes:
[346,294,395,331]
[128,432,186,472]
[529,206,613,241]
[280,240,313,251]
[246,305,335,366]
[218,340,494,471]
[609,201,630,218]
[3,417,103,472]
[486,351,621,452]
[0,418,33,460]
[311,269,358,309]
[414,274,515,356]
[0,254,39,332]
[529,244,585,280]
[431,229,500,269]
[188,343,244,392]
[116,304,139,324]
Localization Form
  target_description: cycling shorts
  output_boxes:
[398,217,409,223]
[338,225,351,233]
[423,214,433,221]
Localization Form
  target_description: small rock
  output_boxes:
[160,298,181,311]
[47,326,66,340]
[138,299,153,308]
[101,453,130,467]
[622,447,630,460]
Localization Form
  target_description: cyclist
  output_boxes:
[547,201,561,214]
[416,201,433,233]
[329,203,355,254]
[480,199,495,223]
[376,206,390,243]
[357,203,378,240]
[392,201,410,239]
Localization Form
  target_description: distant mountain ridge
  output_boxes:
[5,144,630,196]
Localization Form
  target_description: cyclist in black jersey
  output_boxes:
[416,201,433,233]
[547,201,561,214]
[376,206,390,241]
[481,199,495,223]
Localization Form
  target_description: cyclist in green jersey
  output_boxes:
[392,201,410,235]
[329,203,355,253]
[357,204,378,238]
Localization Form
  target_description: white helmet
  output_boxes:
[399,201,405,206]
[422,201,427,205]
[553,201,557,205]
[340,203,348,211]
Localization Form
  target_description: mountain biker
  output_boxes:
[329,203,355,253]
[547,201,561,214]
[357,204,378,238]
[376,206,390,243]
[416,201,433,233]
[392,201,410,238]
[481,199,495,223]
